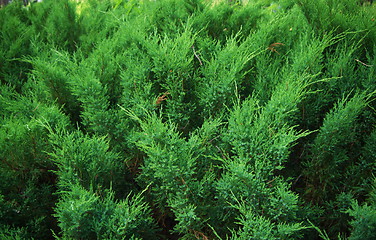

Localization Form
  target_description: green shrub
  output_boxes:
[55,184,157,240]
[0,1,33,89]
[303,93,368,203]
[0,84,70,238]
[347,200,376,240]
[1,0,375,239]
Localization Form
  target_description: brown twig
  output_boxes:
[190,229,209,240]
[155,92,170,106]
[267,42,285,55]
[192,45,203,66]
[266,177,277,186]
[355,59,373,67]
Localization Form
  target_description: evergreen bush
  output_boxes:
[1,0,375,239]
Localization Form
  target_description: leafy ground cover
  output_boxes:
[1,0,376,239]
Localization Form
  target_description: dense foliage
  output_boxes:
[1,0,375,239]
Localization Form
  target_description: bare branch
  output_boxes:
[355,58,373,67]
[192,45,203,66]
